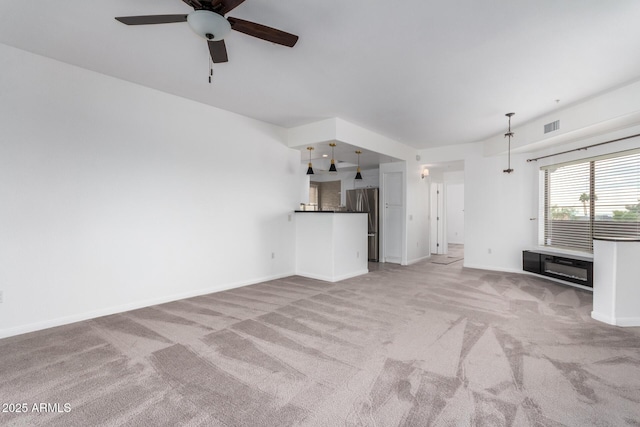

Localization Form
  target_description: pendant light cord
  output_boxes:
[209,56,213,84]
[504,113,515,173]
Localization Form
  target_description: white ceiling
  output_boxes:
[2,1,640,149]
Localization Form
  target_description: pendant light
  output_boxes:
[355,150,363,180]
[503,112,515,174]
[306,147,315,175]
[329,143,337,172]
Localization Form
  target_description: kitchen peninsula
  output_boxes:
[295,211,368,282]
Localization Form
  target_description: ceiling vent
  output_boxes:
[544,120,560,134]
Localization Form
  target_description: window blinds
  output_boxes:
[542,149,640,252]
[544,162,592,252]
[593,152,640,240]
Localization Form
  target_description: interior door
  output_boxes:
[383,172,403,264]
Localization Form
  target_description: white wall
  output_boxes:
[418,109,640,274]
[0,44,304,338]
[443,171,464,246]
[418,142,539,272]
[446,181,464,245]
[405,160,431,264]
[463,150,539,272]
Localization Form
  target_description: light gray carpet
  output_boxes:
[1,259,639,426]
[429,243,464,265]
[430,257,463,265]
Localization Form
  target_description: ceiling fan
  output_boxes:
[115,0,299,64]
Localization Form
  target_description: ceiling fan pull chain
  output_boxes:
[209,56,214,84]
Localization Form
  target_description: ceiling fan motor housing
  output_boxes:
[187,10,231,41]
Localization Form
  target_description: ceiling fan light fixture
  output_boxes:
[187,10,231,41]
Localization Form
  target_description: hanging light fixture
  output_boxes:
[355,150,363,180]
[306,147,315,175]
[503,112,515,174]
[329,142,337,172]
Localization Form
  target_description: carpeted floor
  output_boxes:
[429,243,464,265]
[1,256,640,426]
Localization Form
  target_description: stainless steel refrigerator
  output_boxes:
[346,188,379,262]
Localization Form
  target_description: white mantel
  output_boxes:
[295,212,368,282]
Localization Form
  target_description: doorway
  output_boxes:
[426,162,465,257]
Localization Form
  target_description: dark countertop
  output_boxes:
[593,237,640,242]
[524,248,593,261]
[294,210,365,213]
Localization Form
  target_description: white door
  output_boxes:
[383,172,403,264]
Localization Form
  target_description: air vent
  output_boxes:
[544,120,560,134]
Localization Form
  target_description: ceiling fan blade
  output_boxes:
[115,15,188,25]
[182,0,203,8]
[208,40,229,63]
[227,17,298,47]
[219,0,246,15]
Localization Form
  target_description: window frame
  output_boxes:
[540,148,640,253]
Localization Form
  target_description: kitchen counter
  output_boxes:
[295,211,368,282]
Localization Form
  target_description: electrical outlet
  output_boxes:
[288,214,292,222]
[488,248,492,254]
[271,252,275,259]
[0,290,3,304]
[356,251,359,258]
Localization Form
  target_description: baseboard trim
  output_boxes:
[407,255,431,265]
[462,263,522,274]
[592,311,640,327]
[0,271,295,340]
[591,311,616,326]
[615,317,640,327]
[295,269,368,283]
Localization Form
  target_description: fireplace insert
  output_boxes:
[523,250,593,288]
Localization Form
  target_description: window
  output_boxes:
[542,149,640,252]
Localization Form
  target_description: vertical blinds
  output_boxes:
[542,149,640,252]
